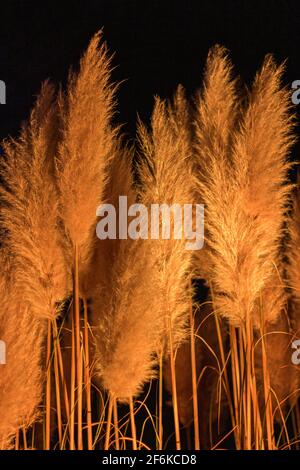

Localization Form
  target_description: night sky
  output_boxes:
[0,0,300,156]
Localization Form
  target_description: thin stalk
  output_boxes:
[214,322,234,433]
[54,320,70,422]
[113,398,120,450]
[168,317,181,450]
[74,244,83,450]
[158,352,163,450]
[244,318,252,450]
[69,310,76,450]
[22,426,28,450]
[83,297,93,450]
[129,397,137,450]
[189,297,200,449]
[239,326,249,449]
[250,332,263,449]
[45,320,52,450]
[52,320,63,447]
[212,281,239,448]
[31,425,35,450]
[104,396,113,450]
[229,325,241,449]
[15,431,19,450]
[261,327,275,449]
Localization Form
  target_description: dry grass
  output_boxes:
[0,34,299,450]
[288,171,300,333]
[194,47,294,328]
[56,31,117,285]
[0,82,69,319]
[0,249,44,449]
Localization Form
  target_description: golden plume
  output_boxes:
[56,31,118,284]
[0,82,68,319]
[195,47,294,327]
[0,249,45,448]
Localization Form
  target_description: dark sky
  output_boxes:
[0,0,300,151]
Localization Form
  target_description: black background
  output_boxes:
[0,0,300,153]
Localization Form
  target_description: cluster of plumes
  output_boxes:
[92,89,195,400]
[194,46,295,328]
[0,31,119,446]
[170,47,300,429]
[0,31,299,447]
[0,82,68,447]
[172,46,300,427]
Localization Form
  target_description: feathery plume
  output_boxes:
[193,46,237,281]
[288,171,300,323]
[138,89,195,348]
[56,31,118,278]
[80,143,135,300]
[0,82,68,319]
[93,88,195,400]
[90,146,163,400]
[195,47,294,326]
[0,249,44,449]
[93,239,162,400]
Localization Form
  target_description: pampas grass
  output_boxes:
[53,30,118,449]
[81,143,135,300]
[137,90,195,449]
[195,47,294,328]
[91,88,195,407]
[288,171,300,330]
[0,249,44,449]
[0,34,299,450]
[0,82,68,320]
[138,88,195,350]
[91,147,162,400]
[56,31,117,280]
